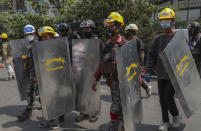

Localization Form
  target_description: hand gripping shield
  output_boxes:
[160,30,201,118]
[32,37,74,120]
[116,40,142,131]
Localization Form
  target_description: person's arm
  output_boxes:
[91,61,102,91]
[139,50,144,67]
[94,61,102,81]
[144,37,158,75]
[137,38,145,66]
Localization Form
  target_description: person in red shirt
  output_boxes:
[91,12,127,131]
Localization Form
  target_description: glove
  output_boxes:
[144,74,150,82]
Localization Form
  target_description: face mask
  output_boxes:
[125,32,131,39]
[1,39,7,43]
[160,21,171,29]
[60,31,68,37]
[83,31,92,38]
[106,29,116,37]
[26,35,35,42]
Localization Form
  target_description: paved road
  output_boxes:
[0,67,201,131]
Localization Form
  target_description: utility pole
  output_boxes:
[170,0,173,5]
[200,5,201,18]
[187,0,189,23]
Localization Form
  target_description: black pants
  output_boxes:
[158,79,179,122]
[109,81,123,127]
[141,80,148,91]
[194,55,201,75]
[27,80,35,110]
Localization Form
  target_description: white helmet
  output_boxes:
[23,24,36,35]
[125,24,138,31]
[54,32,60,38]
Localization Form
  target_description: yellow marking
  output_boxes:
[24,61,28,70]
[21,55,28,59]
[88,54,95,65]
[128,72,136,82]
[177,56,188,73]
[44,57,65,72]
[47,66,64,72]
[126,63,137,82]
[179,62,189,76]
[88,54,95,59]
[44,57,65,66]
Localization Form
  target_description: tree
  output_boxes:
[66,0,161,46]
[0,0,175,48]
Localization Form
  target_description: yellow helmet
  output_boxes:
[38,26,56,36]
[0,33,8,39]
[158,8,175,20]
[104,12,124,27]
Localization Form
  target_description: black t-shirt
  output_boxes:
[135,37,144,53]
[146,33,175,79]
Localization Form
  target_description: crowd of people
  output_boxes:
[0,7,201,131]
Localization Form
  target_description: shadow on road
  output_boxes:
[136,123,186,131]
[0,78,8,81]
[169,123,186,131]
[0,105,26,117]
[136,123,158,131]
[62,128,99,131]
[150,92,159,96]
[0,105,103,131]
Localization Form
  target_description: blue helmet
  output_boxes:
[23,24,36,35]
[57,25,60,31]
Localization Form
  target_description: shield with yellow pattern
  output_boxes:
[32,37,73,120]
[116,39,142,131]
[160,30,201,118]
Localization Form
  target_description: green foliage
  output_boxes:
[0,0,190,47]
[0,0,13,11]
[119,1,160,47]
[65,0,162,45]
[26,0,50,15]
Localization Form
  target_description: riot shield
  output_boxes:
[176,29,189,42]
[72,39,101,116]
[116,40,142,131]
[9,39,30,101]
[160,30,201,118]
[32,37,74,120]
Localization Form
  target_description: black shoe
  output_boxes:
[108,121,120,131]
[36,105,42,110]
[89,115,98,123]
[75,113,89,122]
[12,75,16,80]
[38,120,52,128]
[17,109,32,121]
[50,121,64,130]
[108,125,118,131]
